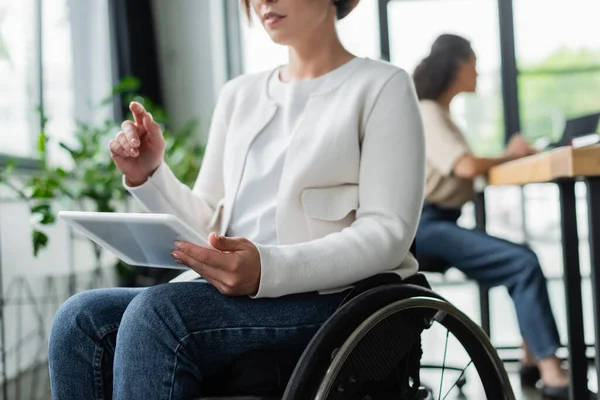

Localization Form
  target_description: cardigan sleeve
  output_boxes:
[124,81,233,239]
[252,70,426,298]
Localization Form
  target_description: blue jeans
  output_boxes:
[48,281,349,399]
[416,204,561,361]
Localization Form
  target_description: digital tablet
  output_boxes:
[58,211,211,269]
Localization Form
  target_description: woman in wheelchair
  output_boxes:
[413,33,579,399]
[48,0,430,398]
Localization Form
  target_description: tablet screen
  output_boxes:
[74,219,188,269]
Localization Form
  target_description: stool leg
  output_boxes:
[474,190,491,337]
[479,285,491,337]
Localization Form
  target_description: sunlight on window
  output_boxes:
[514,0,600,67]
[0,0,39,158]
[42,0,113,167]
[387,0,505,157]
[0,0,112,163]
[43,0,76,164]
[514,0,600,143]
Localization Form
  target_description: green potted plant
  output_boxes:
[0,76,205,286]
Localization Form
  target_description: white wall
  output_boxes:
[0,196,119,380]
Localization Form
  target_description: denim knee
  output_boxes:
[505,246,548,293]
[49,291,99,359]
[50,290,123,348]
[519,247,544,277]
[52,291,95,335]
[119,285,179,334]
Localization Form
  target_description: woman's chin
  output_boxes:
[264,29,293,46]
[267,36,288,46]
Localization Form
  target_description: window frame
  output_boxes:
[223,0,244,80]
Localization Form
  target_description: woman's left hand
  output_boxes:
[171,233,261,296]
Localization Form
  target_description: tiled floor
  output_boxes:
[8,362,595,400]
[420,362,597,399]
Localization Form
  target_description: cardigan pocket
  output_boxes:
[301,184,359,221]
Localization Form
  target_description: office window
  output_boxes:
[0,0,41,159]
[514,0,599,282]
[514,0,600,144]
[386,0,505,157]
[0,0,112,165]
[239,0,380,74]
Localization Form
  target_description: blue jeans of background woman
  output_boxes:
[415,203,561,360]
[48,282,348,400]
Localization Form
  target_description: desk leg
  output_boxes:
[474,191,491,337]
[586,177,600,399]
[558,180,589,399]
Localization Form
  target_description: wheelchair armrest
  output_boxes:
[342,272,432,306]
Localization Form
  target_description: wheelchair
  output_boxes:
[199,247,515,400]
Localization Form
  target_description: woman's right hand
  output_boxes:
[109,101,166,186]
[505,134,534,159]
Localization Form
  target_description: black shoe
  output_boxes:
[519,364,541,387]
[541,385,568,399]
[541,385,596,399]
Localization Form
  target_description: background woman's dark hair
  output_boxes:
[240,0,359,21]
[413,34,474,100]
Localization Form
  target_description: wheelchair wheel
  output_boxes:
[283,284,515,400]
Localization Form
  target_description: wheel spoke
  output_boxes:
[438,329,450,400]
[442,360,473,400]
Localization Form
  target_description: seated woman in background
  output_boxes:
[413,33,577,399]
[47,0,426,399]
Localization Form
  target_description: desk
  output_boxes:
[489,145,600,399]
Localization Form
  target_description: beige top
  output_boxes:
[420,99,474,208]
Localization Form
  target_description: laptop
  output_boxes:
[547,113,600,148]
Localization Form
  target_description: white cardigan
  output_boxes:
[126,58,426,298]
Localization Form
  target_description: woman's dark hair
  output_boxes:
[240,0,359,21]
[413,34,474,100]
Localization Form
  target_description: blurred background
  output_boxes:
[0,0,598,398]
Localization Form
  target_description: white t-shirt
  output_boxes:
[227,58,361,244]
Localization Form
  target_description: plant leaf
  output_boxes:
[40,212,56,225]
[32,230,49,257]
[112,76,140,95]
[37,131,47,153]
[31,186,54,199]
[2,158,18,177]
[31,203,51,214]
[59,142,80,159]
[55,167,68,178]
